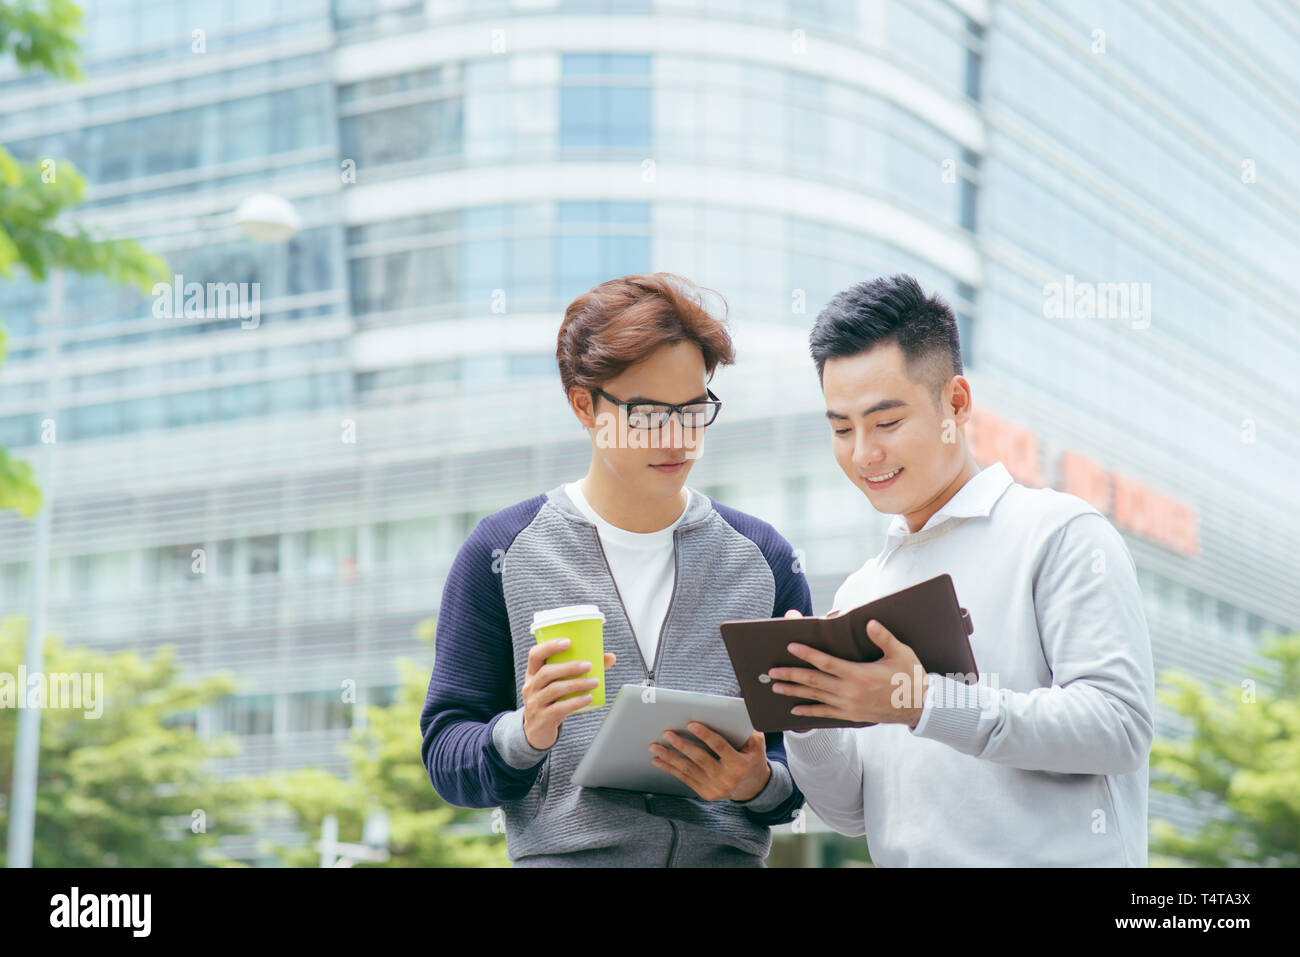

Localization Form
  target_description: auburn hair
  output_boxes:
[556,273,735,400]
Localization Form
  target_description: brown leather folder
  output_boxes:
[720,573,977,732]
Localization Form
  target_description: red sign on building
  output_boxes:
[967,408,1199,556]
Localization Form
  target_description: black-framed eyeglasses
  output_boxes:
[591,387,723,430]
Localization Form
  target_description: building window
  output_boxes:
[956,280,976,369]
[288,689,353,733]
[964,21,985,101]
[340,97,463,168]
[146,543,205,587]
[216,694,275,736]
[368,684,401,708]
[302,527,358,578]
[248,536,280,576]
[556,202,651,301]
[162,708,199,733]
[960,149,979,231]
[559,53,652,149]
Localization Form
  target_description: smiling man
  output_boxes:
[775,274,1155,866]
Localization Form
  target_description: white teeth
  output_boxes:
[867,469,900,482]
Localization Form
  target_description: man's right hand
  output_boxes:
[521,639,616,751]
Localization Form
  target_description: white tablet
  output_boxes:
[571,684,755,798]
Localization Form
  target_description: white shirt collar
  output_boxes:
[884,461,1015,545]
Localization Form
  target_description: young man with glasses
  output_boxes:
[420,273,811,866]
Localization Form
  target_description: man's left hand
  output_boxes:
[650,725,772,802]
[766,619,930,727]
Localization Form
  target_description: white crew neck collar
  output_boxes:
[564,481,693,546]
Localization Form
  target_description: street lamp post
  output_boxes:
[5,269,62,869]
[315,812,390,868]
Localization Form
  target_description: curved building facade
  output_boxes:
[0,0,1295,864]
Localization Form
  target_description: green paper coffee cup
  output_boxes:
[531,604,607,712]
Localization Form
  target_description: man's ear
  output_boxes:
[945,375,973,426]
[569,386,596,428]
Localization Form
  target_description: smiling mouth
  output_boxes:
[864,467,902,484]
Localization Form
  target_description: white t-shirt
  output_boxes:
[564,481,692,675]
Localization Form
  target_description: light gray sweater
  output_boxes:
[784,462,1155,866]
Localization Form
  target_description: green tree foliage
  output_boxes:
[1150,632,1300,866]
[0,616,263,866]
[0,0,169,517]
[251,620,510,866]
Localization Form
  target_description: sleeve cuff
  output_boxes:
[782,726,846,765]
[909,674,986,750]
[908,673,939,737]
[733,759,793,812]
[491,706,555,770]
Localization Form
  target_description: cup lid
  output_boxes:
[531,604,605,632]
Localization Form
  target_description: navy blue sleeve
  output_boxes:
[419,495,546,808]
[767,533,814,620]
[708,498,814,619]
[709,501,811,825]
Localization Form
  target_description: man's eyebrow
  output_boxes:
[625,392,709,404]
[824,399,909,420]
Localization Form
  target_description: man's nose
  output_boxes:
[851,434,884,468]
[658,411,687,447]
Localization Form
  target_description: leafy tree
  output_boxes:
[0,616,263,866]
[0,0,168,516]
[251,620,510,866]
[1150,632,1300,866]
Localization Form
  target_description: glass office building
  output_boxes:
[1,0,1296,864]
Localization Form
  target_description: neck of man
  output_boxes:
[578,460,690,534]
[902,449,982,534]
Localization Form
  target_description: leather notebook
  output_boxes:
[720,573,977,732]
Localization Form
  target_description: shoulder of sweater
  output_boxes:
[994,481,1106,539]
[706,496,786,545]
[463,492,550,555]
[705,497,800,566]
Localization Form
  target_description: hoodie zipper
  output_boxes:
[590,526,681,688]
[666,819,680,867]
